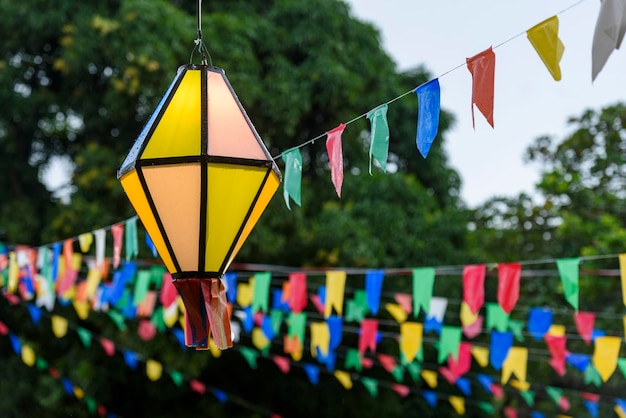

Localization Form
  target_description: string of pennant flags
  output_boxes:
[4,218,626,415]
[274,0,626,208]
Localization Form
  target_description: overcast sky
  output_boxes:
[344,0,626,206]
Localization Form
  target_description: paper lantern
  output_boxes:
[118,64,281,349]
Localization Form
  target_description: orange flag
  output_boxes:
[466,47,495,129]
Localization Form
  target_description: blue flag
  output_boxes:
[415,79,440,158]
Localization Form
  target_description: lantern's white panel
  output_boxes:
[143,164,201,272]
[206,71,268,160]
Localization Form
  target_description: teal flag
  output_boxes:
[412,267,435,316]
[556,257,580,310]
[366,104,390,174]
[282,148,302,210]
[252,272,272,313]
[125,217,139,261]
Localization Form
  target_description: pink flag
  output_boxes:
[190,379,206,394]
[447,342,472,379]
[272,355,291,374]
[463,264,486,314]
[394,293,413,314]
[111,223,124,269]
[288,272,308,313]
[100,338,116,356]
[326,124,346,197]
[497,263,521,313]
[574,311,595,344]
[462,315,483,339]
[160,273,178,307]
[504,406,518,418]
[391,384,410,397]
[466,47,496,128]
[359,319,379,354]
[377,353,396,372]
[545,334,567,376]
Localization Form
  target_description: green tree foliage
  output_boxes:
[0,0,470,417]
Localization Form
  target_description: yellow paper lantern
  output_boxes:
[118,64,281,350]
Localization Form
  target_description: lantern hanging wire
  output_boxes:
[191,0,212,66]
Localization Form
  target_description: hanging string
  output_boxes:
[271,0,590,160]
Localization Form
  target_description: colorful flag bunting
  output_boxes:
[415,79,440,158]
[527,16,565,81]
[466,47,495,128]
[366,104,390,174]
[325,124,345,197]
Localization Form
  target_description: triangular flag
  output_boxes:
[386,303,408,323]
[545,335,567,376]
[415,79,440,158]
[593,335,621,382]
[304,363,319,385]
[282,148,302,209]
[252,271,271,313]
[591,0,626,81]
[471,346,489,368]
[394,293,412,314]
[359,319,379,354]
[361,377,378,397]
[504,407,518,418]
[566,353,590,372]
[422,390,438,408]
[490,331,513,370]
[459,302,479,326]
[334,370,352,390]
[486,302,510,332]
[366,104,390,174]
[584,363,603,387]
[51,315,68,338]
[463,264,485,314]
[111,223,124,269]
[288,272,307,313]
[501,346,528,384]
[574,311,595,344]
[463,315,483,339]
[466,47,495,128]
[421,369,438,388]
[528,308,553,340]
[146,359,162,381]
[527,16,565,81]
[556,258,580,310]
[325,124,345,197]
[438,326,462,364]
[497,263,521,313]
[272,355,291,374]
[412,267,435,316]
[449,396,465,415]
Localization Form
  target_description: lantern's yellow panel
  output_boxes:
[143,164,201,272]
[141,70,201,159]
[119,170,176,273]
[204,164,268,272]
[224,170,280,271]
[206,72,267,160]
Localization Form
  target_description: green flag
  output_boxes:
[282,148,302,210]
[438,326,462,363]
[252,272,271,313]
[412,267,435,316]
[169,370,184,387]
[361,377,378,397]
[556,257,580,310]
[366,104,390,174]
[486,302,510,332]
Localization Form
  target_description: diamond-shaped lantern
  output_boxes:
[118,64,281,350]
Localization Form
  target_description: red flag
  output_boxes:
[447,342,472,378]
[574,311,595,344]
[463,264,486,314]
[190,379,206,394]
[359,319,379,354]
[288,272,307,313]
[504,406,518,418]
[466,47,495,128]
[326,124,345,197]
[377,353,396,372]
[100,338,116,356]
[159,273,178,307]
[545,334,567,376]
[497,263,521,313]
[391,383,410,397]
[272,355,291,374]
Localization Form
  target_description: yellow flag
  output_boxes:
[623,315,626,341]
[471,346,489,367]
[400,322,422,363]
[619,254,626,306]
[547,324,566,337]
[460,301,479,326]
[325,271,346,318]
[526,15,565,81]
[616,405,626,418]
[8,252,18,293]
[449,396,465,415]
[252,327,270,351]
[208,338,222,358]
[310,322,330,358]
[421,369,438,388]
[237,282,253,307]
[78,232,93,252]
[501,346,528,384]
[51,315,68,338]
[71,253,82,270]
[146,359,163,381]
[21,345,36,367]
[163,303,179,328]
[593,336,621,382]
[73,300,90,320]
[74,387,84,399]
[85,267,101,300]
[385,303,408,323]
[510,379,530,391]
[334,370,353,389]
